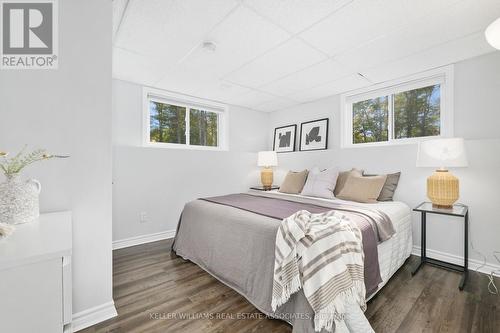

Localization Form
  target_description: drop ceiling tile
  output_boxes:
[244,0,353,34]
[335,0,500,73]
[178,5,290,78]
[396,0,466,17]
[299,0,464,57]
[154,70,227,102]
[290,74,371,102]
[299,0,393,56]
[154,72,200,97]
[195,81,254,104]
[254,98,298,112]
[224,38,327,88]
[261,59,353,96]
[155,60,256,103]
[113,47,169,86]
[157,78,254,105]
[364,32,495,83]
[115,0,239,64]
[225,89,277,108]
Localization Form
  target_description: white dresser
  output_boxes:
[0,211,72,333]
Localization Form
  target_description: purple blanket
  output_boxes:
[200,193,392,295]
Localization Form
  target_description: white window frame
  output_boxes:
[143,87,228,151]
[340,65,454,148]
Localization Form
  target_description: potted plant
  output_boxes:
[0,147,67,225]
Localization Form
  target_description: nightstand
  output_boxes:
[250,185,279,191]
[411,202,469,290]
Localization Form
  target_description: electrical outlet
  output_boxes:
[140,212,148,223]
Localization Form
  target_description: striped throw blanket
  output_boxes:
[272,210,366,332]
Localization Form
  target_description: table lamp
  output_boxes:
[416,138,468,208]
[257,151,278,190]
[485,17,500,49]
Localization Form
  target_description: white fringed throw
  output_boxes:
[272,210,366,332]
[0,222,15,239]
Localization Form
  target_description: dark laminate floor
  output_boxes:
[81,239,499,333]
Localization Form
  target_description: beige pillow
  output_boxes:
[279,170,309,194]
[364,172,401,201]
[337,175,387,203]
[334,168,363,196]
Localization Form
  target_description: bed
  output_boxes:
[172,190,413,332]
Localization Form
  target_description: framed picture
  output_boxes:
[273,124,296,153]
[299,118,329,151]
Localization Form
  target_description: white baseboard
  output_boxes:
[72,300,118,332]
[412,246,500,276]
[112,230,176,250]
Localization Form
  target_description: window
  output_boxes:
[144,88,226,150]
[393,85,441,139]
[189,109,219,147]
[342,66,453,147]
[149,101,187,144]
[352,96,389,144]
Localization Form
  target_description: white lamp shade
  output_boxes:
[485,17,500,50]
[417,138,468,168]
[258,151,278,167]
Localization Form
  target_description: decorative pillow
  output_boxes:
[301,167,339,199]
[279,170,309,194]
[334,168,363,196]
[364,172,401,201]
[336,175,387,203]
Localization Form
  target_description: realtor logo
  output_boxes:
[1,0,58,69]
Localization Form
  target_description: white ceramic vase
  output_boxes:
[0,174,41,225]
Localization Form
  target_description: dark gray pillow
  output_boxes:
[364,172,401,201]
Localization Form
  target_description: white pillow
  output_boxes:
[300,167,339,199]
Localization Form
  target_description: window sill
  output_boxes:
[143,142,228,151]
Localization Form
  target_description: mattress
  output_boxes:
[251,190,413,298]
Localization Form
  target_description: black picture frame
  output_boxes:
[273,124,297,153]
[299,118,329,151]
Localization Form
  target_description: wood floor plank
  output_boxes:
[367,261,437,331]
[80,239,500,333]
[397,268,460,331]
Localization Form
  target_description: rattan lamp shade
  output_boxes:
[417,138,468,208]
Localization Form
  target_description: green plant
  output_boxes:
[0,146,67,177]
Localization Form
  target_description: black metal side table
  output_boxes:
[411,202,469,290]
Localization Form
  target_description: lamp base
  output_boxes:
[427,169,459,208]
[432,203,454,209]
[261,167,273,190]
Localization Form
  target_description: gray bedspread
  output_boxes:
[172,192,395,332]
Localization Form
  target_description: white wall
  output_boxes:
[268,52,500,270]
[0,0,114,328]
[112,80,268,241]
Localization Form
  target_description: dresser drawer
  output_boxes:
[0,258,63,333]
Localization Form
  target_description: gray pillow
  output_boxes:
[279,170,309,194]
[364,172,401,201]
[334,168,363,196]
[301,167,339,199]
